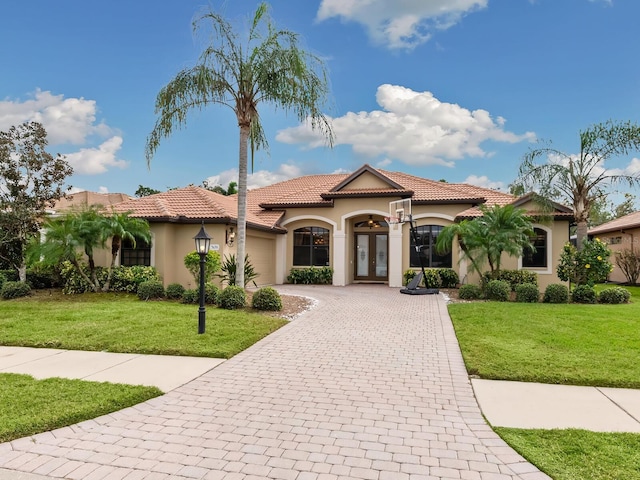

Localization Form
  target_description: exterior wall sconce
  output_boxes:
[226,226,235,246]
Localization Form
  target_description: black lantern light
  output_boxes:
[193,222,211,334]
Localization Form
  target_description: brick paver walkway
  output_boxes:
[0,285,549,480]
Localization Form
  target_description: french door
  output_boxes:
[354,233,388,281]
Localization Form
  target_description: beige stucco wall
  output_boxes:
[592,228,640,283]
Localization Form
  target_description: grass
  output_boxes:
[448,285,640,388]
[0,373,161,443]
[494,428,640,480]
[0,292,288,358]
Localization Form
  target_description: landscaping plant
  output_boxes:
[484,279,510,302]
[1,281,31,299]
[515,283,540,303]
[218,285,246,309]
[252,287,282,311]
[458,283,483,300]
[557,238,613,287]
[598,286,631,304]
[572,284,597,304]
[543,283,569,304]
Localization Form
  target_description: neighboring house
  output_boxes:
[107,164,573,290]
[588,211,640,283]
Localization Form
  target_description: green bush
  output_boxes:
[252,286,282,311]
[0,270,18,282]
[458,284,482,300]
[422,269,442,289]
[184,250,221,285]
[110,266,161,293]
[181,289,199,304]
[204,282,220,305]
[26,264,60,289]
[1,281,31,299]
[165,283,185,300]
[572,284,597,304]
[485,280,510,302]
[483,270,538,291]
[543,284,569,304]
[218,254,259,287]
[598,286,631,304]
[0,272,6,291]
[514,283,540,303]
[438,268,459,288]
[59,261,108,294]
[557,239,613,287]
[287,267,333,285]
[218,286,246,310]
[137,281,165,301]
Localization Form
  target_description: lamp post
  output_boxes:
[193,222,211,334]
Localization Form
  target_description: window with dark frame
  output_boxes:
[120,238,151,267]
[522,228,547,268]
[293,227,330,266]
[409,225,452,268]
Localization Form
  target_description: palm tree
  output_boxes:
[517,120,640,249]
[436,204,534,278]
[100,211,152,291]
[435,219,486,277]
[71,205,105,289]
[145,3,333,287]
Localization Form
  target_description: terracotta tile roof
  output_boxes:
[589,211,640,235]
[51,191,132,212]
[249,174,348,208]
[113,186,284,232]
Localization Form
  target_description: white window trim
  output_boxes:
[518,224,551,275]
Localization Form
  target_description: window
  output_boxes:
[120,238,151,267]
[609,236,622,245]
[293,227,330,266]
[523,228,547,268]
[409,225,451,268]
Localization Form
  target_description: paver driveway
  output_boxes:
[0,285,549,480]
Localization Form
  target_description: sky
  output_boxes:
[2,0,639,201]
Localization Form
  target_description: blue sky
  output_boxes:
[2,0,639,199]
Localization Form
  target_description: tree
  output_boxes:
[614,193,636,219]
[135,185,161,197]
[145,2,333,287]
[202,180,237,195]
[436,204,534,277]
[517,120,640,249]
[101,210,152,291]
[184,250,221,286]
[0,122,72,281]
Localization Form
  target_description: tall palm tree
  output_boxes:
[435,219,485,277]
[517,120,640,249]
[100,211,152,291]
[145,3,333,286]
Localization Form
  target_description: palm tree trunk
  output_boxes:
[236,124,249,288]
[575,221,589,251]
[102,237,120,292]
[72,258,97,291]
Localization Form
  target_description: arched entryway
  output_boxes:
[353,215,388,282]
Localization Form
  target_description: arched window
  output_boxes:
[409,225,452,268]
[523,228,547,268]
[293,227,330,266]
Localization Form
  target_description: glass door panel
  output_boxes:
[375,234,388,277]
[356,234,369,277]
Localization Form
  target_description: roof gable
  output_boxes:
[589,210,640,235]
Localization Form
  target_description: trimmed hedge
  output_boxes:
[458,284,482,300]
[572,284,597,304]
[252,287,282,311]
[1,281,31,299]
[59,262,161,294]
[543,284,569,304]
[218,286,246,310]
[598,287,631,304]
[287,267,333,285]
[485,279,510,302]
[514,283,540,303]
[403,268,459,288]
[483,270,538,291]
[137,280,165,300]
[165,283,185,300]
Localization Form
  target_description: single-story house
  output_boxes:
[103,164,572,290]
[588,211,640,284]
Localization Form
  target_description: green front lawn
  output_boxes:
[495,428,640,480]
[448,286,640,388]
[0,373,161,443]
[0,292,287,358]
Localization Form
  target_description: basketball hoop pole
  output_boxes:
[407,213,429,286]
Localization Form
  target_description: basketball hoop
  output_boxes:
[384,216,401,225]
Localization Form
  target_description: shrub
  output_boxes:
[485,280,510,302]
[204,282,220,305]
[26,264,60,289]
[1,281,31,299]
[59,261,108,294]
[543,284,569,304]
[483,270,538,291]
[0,270,19,282]
[0,272,6,291]
[558,239,613,287]
[218,254,259,287]
[110,266,161,293]
[165,283,185,300]
[458,284,482,300]
[615,248,640,285]
[514,283,540,303]
[572,284,597,304]
[598,286,631,304]
[184,250,221,285]
[181,289,199,304]
[137,280,165,300]
[218,285,246,310]
[403,269,417,286]
[287,267,333,285]
[438,268,459,288]
[252,286,282,311]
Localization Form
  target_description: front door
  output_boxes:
[355,233,388,281]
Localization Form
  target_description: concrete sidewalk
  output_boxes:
[0,346,224,392]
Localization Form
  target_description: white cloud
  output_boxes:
[317,0,487,49]
[277,84,535,168]
[0,89,113,144]
[205,163,305,190]
[0,90,127,177]
[64,136,128,175]
[463,174,505,190]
